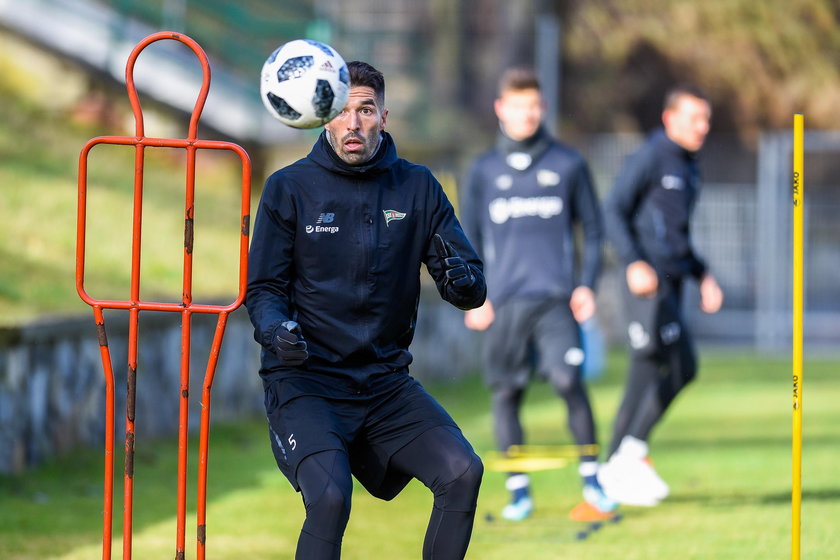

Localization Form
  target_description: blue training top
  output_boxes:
[459,126,603,308]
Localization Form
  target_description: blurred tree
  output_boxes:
[562,0,840,141]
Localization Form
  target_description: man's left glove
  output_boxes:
[433,233,476,290]
[271,321,308,366]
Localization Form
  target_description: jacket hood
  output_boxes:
[308,130,398,176]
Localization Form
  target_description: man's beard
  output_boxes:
[327,130,382,165]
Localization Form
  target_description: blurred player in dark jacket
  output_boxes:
[599,84,723,506]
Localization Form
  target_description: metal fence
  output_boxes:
[576,131,840,351]
[753,130,840,350]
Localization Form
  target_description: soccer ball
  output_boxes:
[260,39,350,129]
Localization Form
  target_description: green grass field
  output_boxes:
[1,350,836,559]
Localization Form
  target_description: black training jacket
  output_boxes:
[603,129,707,280]
[459,129,603,308]
[246,131,485,384]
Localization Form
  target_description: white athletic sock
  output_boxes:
[617,435,649,460]
[505,474,530,491]
[578,460,599,478]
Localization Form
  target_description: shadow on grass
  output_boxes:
[667,487,840,507]
[657,433,840,451]
[472,505,654,548]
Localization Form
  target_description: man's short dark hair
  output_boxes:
[347,61,385,107]
[498,67,541,96]
[664,83,709,111]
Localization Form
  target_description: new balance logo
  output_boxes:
[307,211,340,234]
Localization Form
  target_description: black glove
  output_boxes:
[271,321,308,366]
[433,234,475,290]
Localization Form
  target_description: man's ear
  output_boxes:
[661,108,672,129]
[493,98,504,121]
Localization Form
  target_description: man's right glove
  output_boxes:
[271,321,308,366]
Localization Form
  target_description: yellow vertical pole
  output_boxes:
[791,113,804,560]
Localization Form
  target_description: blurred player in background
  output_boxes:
[247,61,487,559]
[460,67,616,521]
[599,84,724,506]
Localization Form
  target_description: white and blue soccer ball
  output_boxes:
[260,39,350,129]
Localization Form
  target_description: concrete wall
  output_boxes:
[0,309,261,474]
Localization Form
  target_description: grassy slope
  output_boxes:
[1,350,836,559]
[0,89,255,325]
